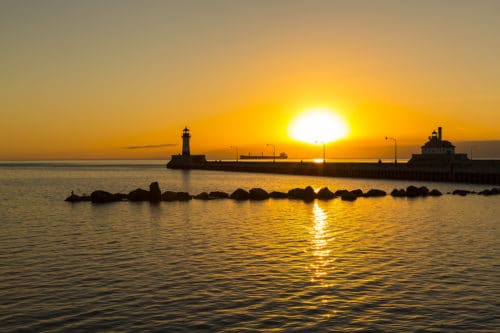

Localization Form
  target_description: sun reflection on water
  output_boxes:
[310,202,334,287]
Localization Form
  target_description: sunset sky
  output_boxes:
[1,0,499,160]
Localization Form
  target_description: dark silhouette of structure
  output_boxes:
[167,127,206,167]
[409,127,468,165]
[166,127,499,185]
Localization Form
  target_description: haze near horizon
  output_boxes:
[1,0,499,160]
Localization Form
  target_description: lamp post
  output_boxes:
[385,136,397,164]
[230,146,238,162]
[323,142,326,163]
[266,144,276,163]
[315,140,326,163]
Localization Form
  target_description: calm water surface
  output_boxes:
[0,161,499,332]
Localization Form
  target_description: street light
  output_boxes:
[315,140,326,163]
[385,136,397,164]
[230,146,238,162]
[266,144,276,163]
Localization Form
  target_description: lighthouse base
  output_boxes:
[167,154,207,168]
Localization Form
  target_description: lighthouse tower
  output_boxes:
[182,127,191,156]
[166,127,206,168]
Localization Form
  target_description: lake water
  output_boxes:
[0,161,499,332]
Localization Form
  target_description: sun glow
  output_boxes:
[288,108,349,144]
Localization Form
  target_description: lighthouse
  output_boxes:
[166,127,207,167]
[182,127,190,156]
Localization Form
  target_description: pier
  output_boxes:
[167,160,500,185]
[167,127,500,185]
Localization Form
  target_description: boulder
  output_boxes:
[366,189,387,197]
[479,188,500,196]
[288,187,316,201]
[176,192,192,201]
[429,189,442,196]
[350,189,364,197]
[335,189,349,196]
[113,193,128,201]
[418,186,429,196]
[194,192,210,200]
[230,188,250,200]
[269,191,288,199]
[65,193,91,202]
[249,188,269,200]
[149,182,161,202]
[91,190,118,203]
[209,191,229,199]
[452,189,471,196]
[288,188,305,200]
[341,191,357,201]
[128,188,151,201]
[406,185,421,197]
[391,188,406,197]
[317,187,335,200]
[303,186,316,202]
[161,191,178,201]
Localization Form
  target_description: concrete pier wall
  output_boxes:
[167,160,500,185]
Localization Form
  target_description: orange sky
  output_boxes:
[1,1,499,160]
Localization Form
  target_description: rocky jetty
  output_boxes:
[391,186,441,198]
[65,182,500,204]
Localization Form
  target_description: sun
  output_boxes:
[288,108,349,144]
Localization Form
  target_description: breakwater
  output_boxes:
[66,182,500,203]
[167,160,500,185]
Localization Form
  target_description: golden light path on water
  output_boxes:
[310,202,334,288]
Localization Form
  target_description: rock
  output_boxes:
[391,188,406,197]
[209,191,229,199]
[113,193,128,201]
[288,187,316,201]
[350,189,364,197]
[479,188,500,196]
[418,186,429,196]
[288,188,305,199]
[249,188,269,200]
[406,186,421,197]
[269,191,288,199]
[194,192,210,200]
[303,186,316,201]
[317,187,336,200]
[176,192,192,201]
[65,193,91,202]
[91,190,118,203]
[341,191,357,201]
[128,188,151,201]
[429,189,442,196]
[230,188,250,200]
[366,189,386,197]
[161,191,178,201]
[335,189,349,196]
[452,189,471,196]
[149,182,161,202]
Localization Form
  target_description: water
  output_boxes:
[0,161,499,332]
